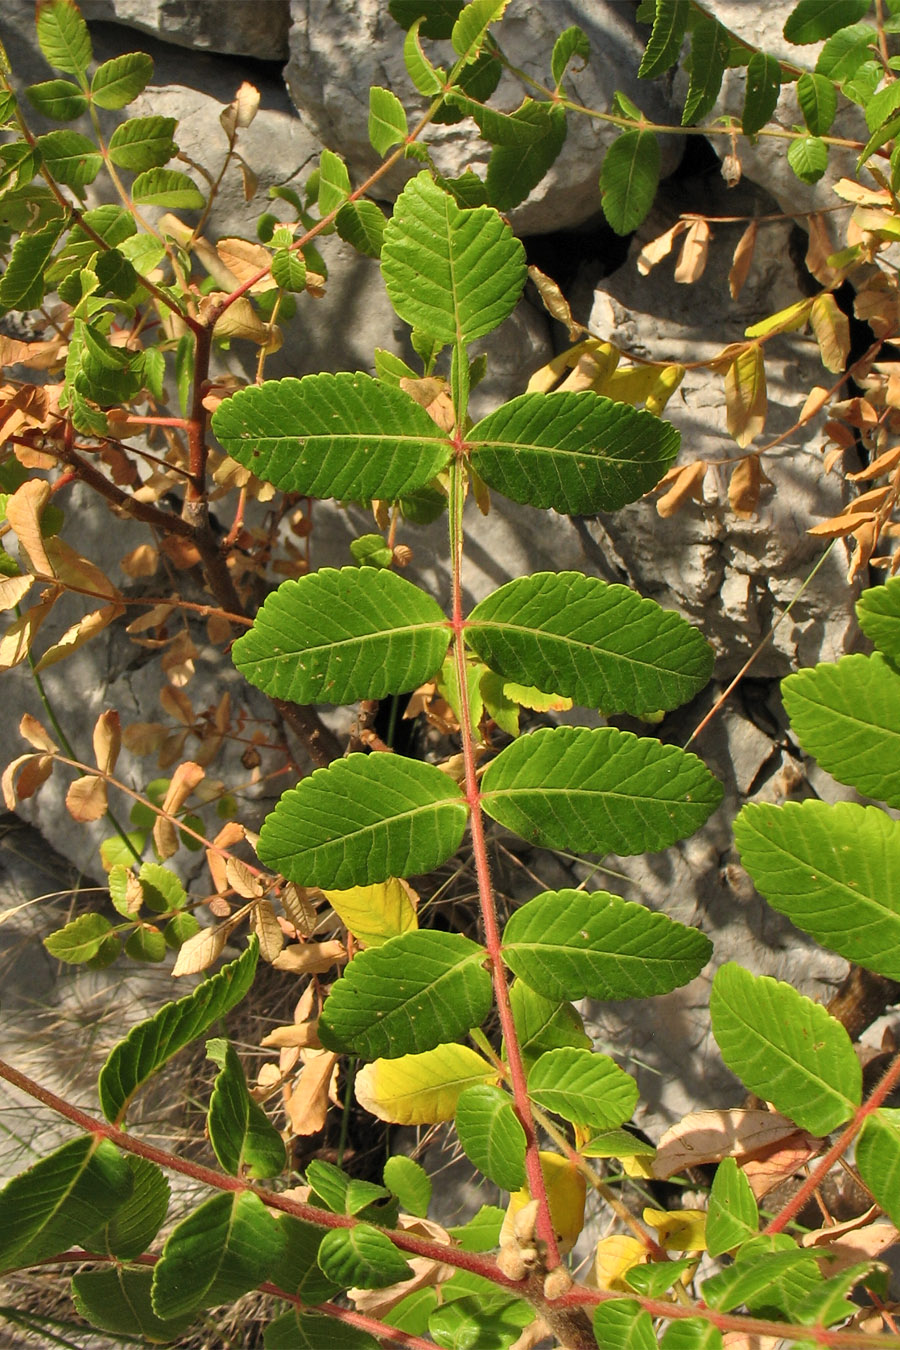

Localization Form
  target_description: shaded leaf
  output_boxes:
[593,1298,657,1350]
[683,17,729,125]
[206,1038,286,1179]
[318,1224,412,1290]
[485,104,567,212]
[855,1109,900,1226]
[797,71,837,136]
[90,52,154,108]
[73,1267,194,1341]
[507,980,590,1070]
[552,25,590,85]
[356,1043,496,1124]
[85,1154,170,1260]
[44,911,114,964]
[743,52,782,135]
[784,0,871,44]
[639,0,689,79]
[0,217,64,316]
[383,1156,432,1217]
[787,135,829,184]
[318,930,492,1059]
[724,345,766,447]
[528,1048,638,1129]
[600,131,661,235]
[454,1085,526,1189]
[266,1310,380,1349]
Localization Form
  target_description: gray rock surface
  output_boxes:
[79,0,291,60]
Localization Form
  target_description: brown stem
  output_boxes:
[273,698,342,769]
[827,965,900,1043]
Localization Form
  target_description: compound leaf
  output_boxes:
[469,391,679,515]
[206,1039,286,1179]
[466,571,713,715]
[211,373,452,503]
[25,77,87,119]
[454,1085,526,1189]
[356,1043,496,1124]
[600,130,661,235]
[706,1158,758,1257]
[381,171,526,343]
[98,938,258,1124]
[481,726,722,856]
[502,889,712,1001]
[710,963,861,1136]
[257,754,468,889]
[318,931,492,1059]
[232,567,449,706]
[0,218,64,316]
[85,1155,170,1260]
[734,800,900,981]
[336,200,386,258]
[782,653,900,805]
[35,130,101,190]
[507,980,590,1070]
[528,1048,638,1129]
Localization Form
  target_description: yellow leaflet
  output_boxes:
[642,1207,707,1252]
[593,1234,648,1290]
[501,1152,587,1255]
[645,364,685,416]
[810,293,851,374]
[744,298,812,340]
[323,878,417,948]
[602,364,663,408]
[725,345,766,448]
[526,338,618,394]
[354,1043,495,1124]
[500,679,572,713]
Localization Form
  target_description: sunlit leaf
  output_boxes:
[369,85,408,154]
[639,0,689,79]
[336,200,386,258]
[383,1155,432,1217]
[36,0,93,78]
[857,576,900,661]
[528,1048,638,1129]
[593,1297,657,1350]
[706,1157,758,1256]
[485,104,567,212]
[455,1085,526,1189]
[507,980,590,1070]
[551,25,590,86]
[90,52,154,108]
[787,135,828,184]
[131,167,205,208]
[323,878,418,948]
[25,77,87,119]
[108,115,176,171]
[784,0,871,44]
[206,1039,286,1179]
[356,1043,496,1124]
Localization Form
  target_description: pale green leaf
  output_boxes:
[683,17,730,124]
[369,85,408,155]
[734,800,900,980]
[318,930,492,1059]
[593,1299,657,1350]
[98,938,258,1124]
[661,1320,724,1350]
[85,1155,170,1260]
[381,171,526,343]
[702,1243,823,1315]
[551,26,590,86]
[383,1156,432,1217]
[403,18,445,96]
[35,130,102,189]
[485,104,567,211]
[73,1268,195,1342]
[797,71,837,135]
[37,0,93,78]
[600,130,660,235]
[25,77,87,119]
[355,1043,496,1124]
[206,1039,286,1179]
[454,1085,526,1189]
[639,0,690,79]
[318,147,351,214]
[787,135,828,183]
[451,0,507,64]
[318,1223,412,1290]
[710,963,861,1135]
[481,726,722,856]
[131,167,204,208]
[782,653,900,805]
[507,980,590,1070]
[784,0,871,44]
[257,754,468,889]
[231,567,449,706]
[0,218,64,316]
[336,199,386,258]
[44,911,115,964]
[856,577,900,661]
[271,248,306,292]
[211,372,452,503]
[528,1048,638,1129]
[108,115,177,171]
[151,1191,285,1320]
[0,1137,132,1274]
[502,889,712,1001]
[90,52,154,108]
[742,52,782,135]
[471,390,679,515]
[706,1158,758,1256]
[816,23,878,81]
[856,1109,900,1226]
[467,571,713,715]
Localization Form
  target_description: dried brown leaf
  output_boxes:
[252,898,285,962]
[284,1049,339,1135]
[798,385,830,424]
[281,882,317,936]
[127,603,175,636]
[0,574,35,611]
[260,1022,322,1050]
[159,684,194,726]
[19,713,58,753]
[2,753,51,808]
[526,264,586,341]
[674,219,710,285]
[805,214,838,285]
[236,154,258,202]
[161,630,197,688]
[154,760,205,861]
[636,220,689,276]
[272,938,347,975]
[808,510,875,538]
[6,479,53,577]
[121,721,167,755]
[729,220,758,300]
[0,596,56,672]
[214,236,275,293]
[93,709,120,776]
[33,602,124,673]
[120,544,159,579]
[656,461,707,518]
[45,536,121,600]
[728,455,770,520]
[848,518,879,582]
[172,924,226,977]
[652,1109,803,1178]
[724,344,766,447]
[65,774,108,822]
[742,1134,821,1200]
[225,856,265,900]
[220,81,261,138]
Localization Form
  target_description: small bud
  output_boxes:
[543,1266,573,1301]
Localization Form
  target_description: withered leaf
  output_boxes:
[728,220,758,301]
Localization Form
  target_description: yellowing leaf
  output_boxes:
[728,455,771,519]
[745,298,812,339]
[19,713,58,753]
[603,364,665,408]
[214,236,276,293]
[806,214,838,285]
[45,536,121,600]
[285,1048,339,1135]
[645,364,685,416]
[220,80,260,137]
[355,1043,495,1124]
[153,760,205,860]
[65,773,108,822]
[5,479,53,577]
[525,339,619,395]
[593,1234,648,1290]
[501,1152,586,1256]
[323,878,418,947]
[810,292,850,374]
[798,385,830,424]
[642,1207,707,1251]
[724,345,766,447]
[729,220,758,301]
[92,709,120,775]
[2,752,53,809]
[0,574,35,611]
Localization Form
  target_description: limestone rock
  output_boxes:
[79,0,291,61]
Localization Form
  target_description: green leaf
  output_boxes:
[742,52,783,135]
[318,147,351,214]
[502,889,713,1001]
[403,18,446,96]
[85,1155,170,1259]
[383,1155,432,1217]
[206,1038,287,1179]
[683,18,730,124]
[108,116,177,171]
[25,77,87,119]
[734,800,900,981]
[139,862,186,912]
[0,1137,132,1274]
[787,135,828,183]
[91,52,154,109]
[131,167,205,208]
[702,1243,822,1315]
[151,1190,285,1320]
[336,199,386,258]
[124,924,166,962]
[72,1267,195,1342]
[271,248,307,292]
[98,937,258,1124]
[593,1299,657,1350]
[307,1159,393,1219]
[211,372,452,503]
[857,577,900,660]
[626,1258,696,1297]
[266,1216,342,1303]
[782,653,900,805]
[456,95,557,147]
[467,572,713,716]
[369,85,409,154]
[454,1085,527,1189]
[44,204,136,286]
[710,963,861,1135]
[430,1293,533,1347]
[318,1223,412,1290]
[266,1310,380,1349]
[816,23,878,81]
[580,1128,655,1159]
[797,72,837,135]
[599,130,660,235]
[528,1048,638,1129]
[448,1204,505,1251]
[231,567,449,706]
[37,0,92,78]
[257,753,468,888]
[552,25,590,86]
[639,0,690,79]
[43,911,115,963]
[661,1318,724,1350]
[319,930,492,1059]
[382,171,526,343]
[35,129,101,189]
[451,0,506,64]
[469,390,679,515]
[784,0,871,44]
[481,726,722,857]
[0,217,64,316]
[706,1158,758,1257]
[485,104,567,212]
[507,981,590,1070]
[856,1109,900,1225]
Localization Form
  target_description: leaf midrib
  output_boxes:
[249,619,450,660]
[467,616,697,677]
